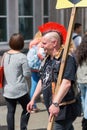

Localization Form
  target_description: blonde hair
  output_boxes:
[69,40,76,54]
[43,32,61,45]
[34,31,42,39]
[29,31,42,49]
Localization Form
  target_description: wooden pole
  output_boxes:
[47,7,77,130]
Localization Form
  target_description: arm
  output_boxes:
[22,56,31,88]
[49,79,71,121]
[53,79,71,103]
[49,55,76,121]
[25,77,31,90]
[27,79,42,112]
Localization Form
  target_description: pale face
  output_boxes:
[41,36,56,55]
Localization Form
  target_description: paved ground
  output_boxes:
[0,102,82,130]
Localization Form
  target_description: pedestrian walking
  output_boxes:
[27,31,45,113]
[72,23,82,48]
[27,22,79,130]
[3,33,31,130]
[76,34,87,130]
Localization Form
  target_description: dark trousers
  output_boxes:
[5,94,30,130]
[82,118,87,130]
[53,119,74,130]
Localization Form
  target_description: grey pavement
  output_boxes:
[0,102,82,130]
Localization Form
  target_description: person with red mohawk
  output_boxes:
[27,22,78,130]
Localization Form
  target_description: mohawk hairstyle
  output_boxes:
[38,22,67,44]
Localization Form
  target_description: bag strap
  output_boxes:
[0,53,6,67]
[73,35,79,40]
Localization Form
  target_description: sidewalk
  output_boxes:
[0,102,82,130]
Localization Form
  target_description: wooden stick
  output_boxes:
[47,7,77,130]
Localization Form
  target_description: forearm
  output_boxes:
[53,79,71,104]
[32,79,42,101]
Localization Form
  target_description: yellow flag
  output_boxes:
[56,0,74,9]
[56,0,87,9]
[76,0,87,7]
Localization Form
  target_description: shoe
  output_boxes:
[30,108,40,113]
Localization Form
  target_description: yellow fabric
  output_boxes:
[56,0,74,9]
[56,0,87,9]
[76,0,87,7]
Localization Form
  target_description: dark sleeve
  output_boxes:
[63,55,77,82]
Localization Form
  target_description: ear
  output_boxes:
[53,40,58,47]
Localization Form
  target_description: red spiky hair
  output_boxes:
[38,22,67,44]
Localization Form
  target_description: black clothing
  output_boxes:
[40,54,78,120]
[5,94,30,130]
[82,118,87,130]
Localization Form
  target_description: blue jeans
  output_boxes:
[53,119,74,130]
[30,71,40,108]
[78,83,87,119]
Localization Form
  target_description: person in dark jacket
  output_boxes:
[27,22,78,130]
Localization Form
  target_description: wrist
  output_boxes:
[52,102,59,107]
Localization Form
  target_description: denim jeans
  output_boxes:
[78,83,87,119]
[30,71,40,108]
[5,94,30,130]
[53,119,74,130]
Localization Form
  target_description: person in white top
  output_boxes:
[72,23,82,48]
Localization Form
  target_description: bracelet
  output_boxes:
[52,102,59,107]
